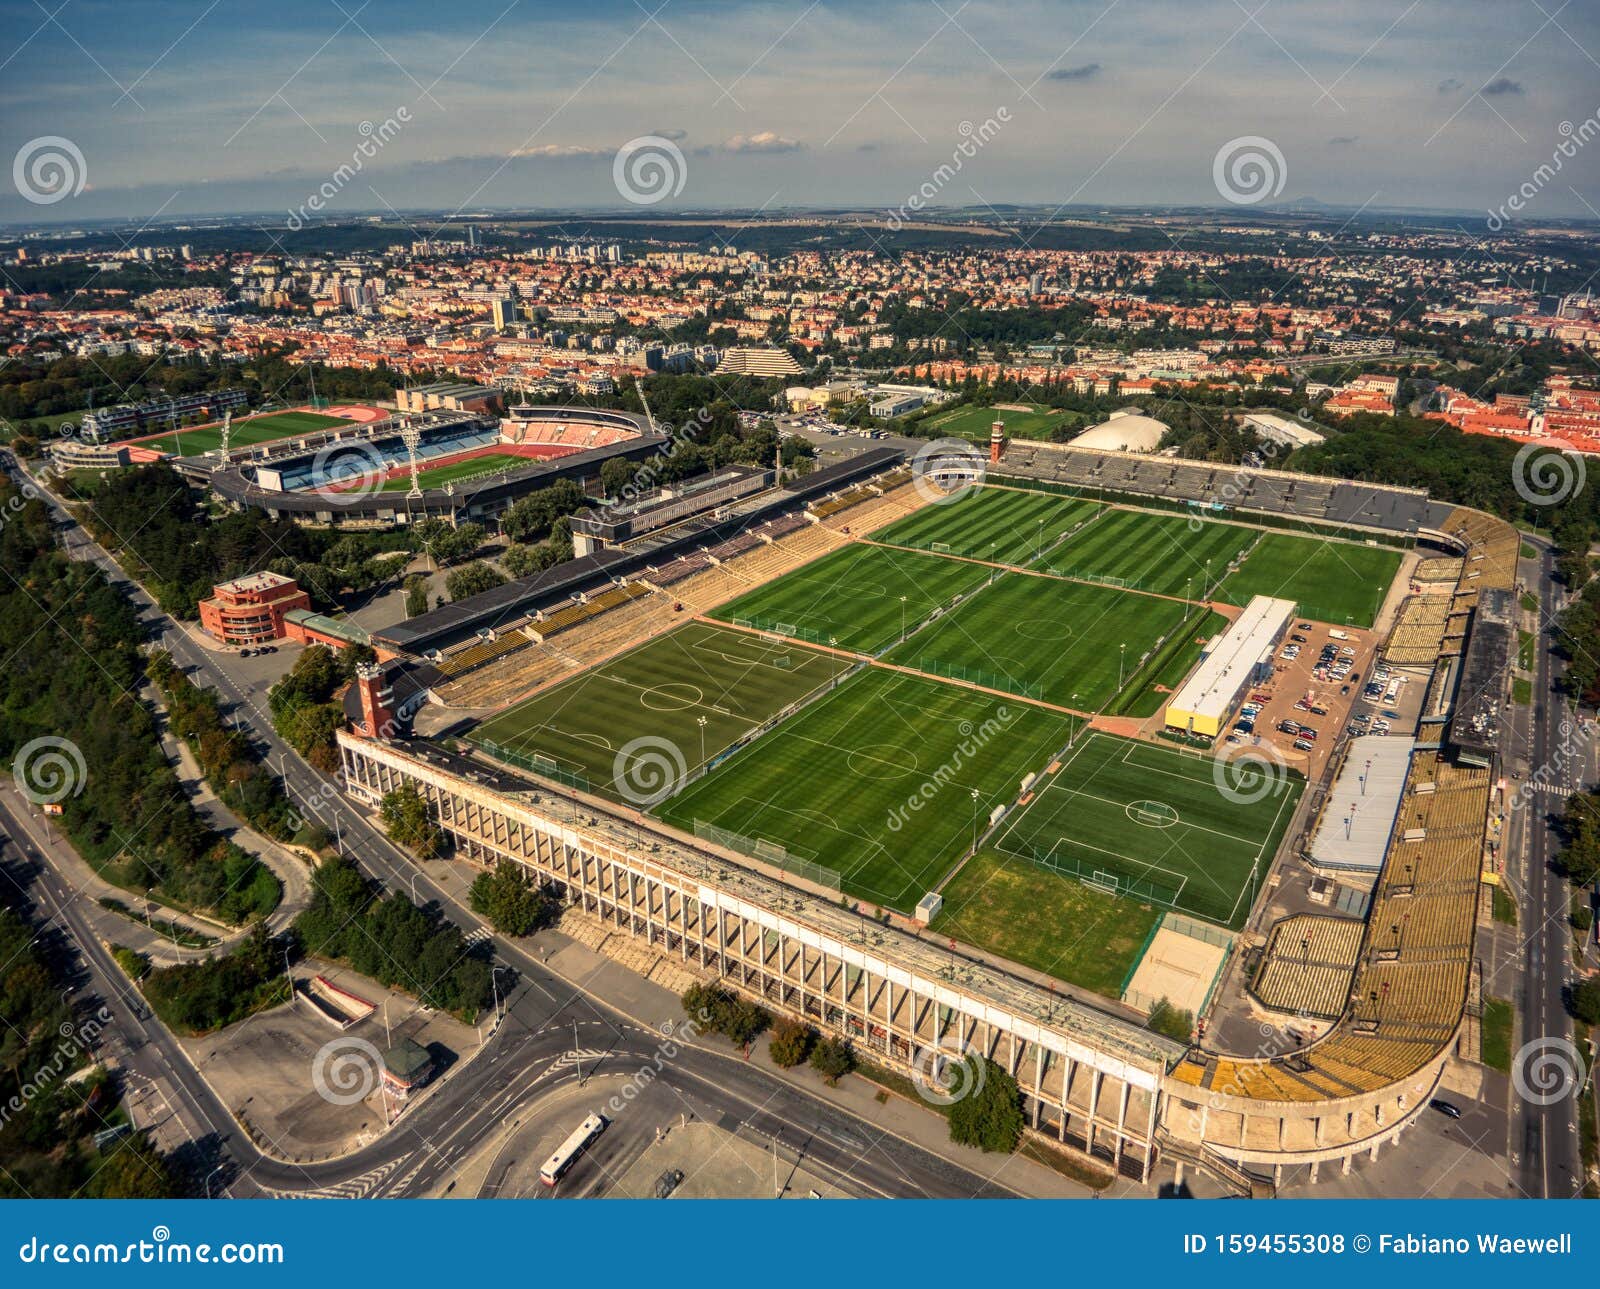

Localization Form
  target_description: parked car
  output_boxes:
[1278,720,1301,735]
[1293,738,1314,752]
[1297,622,1312,631]
[1290,633,1307,643]
[1298,727,1318,741]
[1429,1099,1462,1120]
[1309,705,1328,717]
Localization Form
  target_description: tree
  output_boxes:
[379,784,443,859]
[84,1133,179,1199]
[444,560,506,602]
[404,574,430,617]
[946,1057,1024,1154]
[501,479,586,542]
[808,1034,855,1085]
[469,860,551,937]
[600,457,639,498]
[1146,997,1194,1044]
[1571,976,1600,1026]
[769,1016,814,1068]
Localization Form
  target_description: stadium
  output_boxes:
[337,432,1516,1192]
[161,402,664,529]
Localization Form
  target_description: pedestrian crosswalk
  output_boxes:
[1525,782,1574,798]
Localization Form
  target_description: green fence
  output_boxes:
[728,616,838,649]
[472,738,592,793]
[909,656,1042,700]
[1013,840,1183,911]
[694,820,842,893]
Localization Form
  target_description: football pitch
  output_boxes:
[871,487,1101,566]
[1217,532,1402,627]
[885,570,1190,709]
[923,404,1080,441]
[135,410,350,455]
[656,667,1079,911]
[1036,508,1257,599]
[380,452,532,491]
[467,622,854,801]
[994,732,1302,928]
[711,542,994,654]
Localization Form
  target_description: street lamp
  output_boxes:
[491,964,510,1027]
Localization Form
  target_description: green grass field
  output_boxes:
[1112,606,1231,718]
[994,732,1302,928]
[135,410,350,455]
[712,543,994,654]
[871,487,1101,566]
[467,622,854,801]
[1216,533,1402,627]
[1035,508,1257,598]
[930,848,1160,997]
[885,571,1190,709]
[380,452,533,491]
[656,668,1079,910]
[923,404,1078,441]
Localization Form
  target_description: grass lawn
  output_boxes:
[656,667,1078,911]
[1518,628,1535,670]
[1513,676,1533,706]
[712,542,994,654]
[930,848,1159,997]
[1481,996,1513,1074]
[886,571,1189,709]
[1492,884,1518,926]
[134,410,349,455]
[380,452,533,491]
[1036,508,1256,599]
[923,403,1074,441]
[1217,532,1402,627]
[1112,606,1232,718]
[871,487,1100,566]
[994,731,1302,928]
[468,622,853,800]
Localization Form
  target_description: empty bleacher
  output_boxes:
[435,627,536,679]
[528,581,652,642]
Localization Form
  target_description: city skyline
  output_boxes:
[4,0,1600,225]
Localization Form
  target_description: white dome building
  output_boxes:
[1070,411,1168,453]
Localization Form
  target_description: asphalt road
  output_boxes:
[1514,540,1583,1198]
[1,452,1019,1200]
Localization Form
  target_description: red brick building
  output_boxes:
[198,572,311,646]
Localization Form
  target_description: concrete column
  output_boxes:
[1033,1046,1044,1129]
[1114,1080,1130,1170]
[1087,1069,1102,1154]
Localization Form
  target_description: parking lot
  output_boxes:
[1222,620,1388,779]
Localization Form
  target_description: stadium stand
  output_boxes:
[1251,915,1365,1020]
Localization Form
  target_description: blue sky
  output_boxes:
[2,0,1598,225]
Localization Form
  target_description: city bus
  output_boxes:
[539,1112,606,1187]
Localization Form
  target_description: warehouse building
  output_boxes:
[1164,595,1296,738]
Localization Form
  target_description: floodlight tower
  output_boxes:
[214,410,232,465]
[400,418,425,500]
